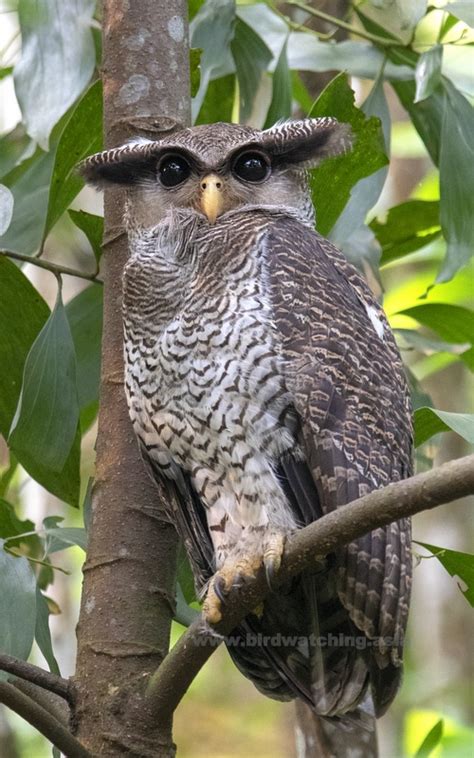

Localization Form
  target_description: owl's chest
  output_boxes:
[124,252,291,468]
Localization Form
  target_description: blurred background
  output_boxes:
[0,1,472,755]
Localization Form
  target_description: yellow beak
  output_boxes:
[200,174,223,224]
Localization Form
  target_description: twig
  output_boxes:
[0,249,103,284]
[0,682,91,758]
[146,453,474,725]
[12,679,70,726]
[284,0,403,48]
[0,653,71,701]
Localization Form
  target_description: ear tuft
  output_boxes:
[78,139,160,188]
[260,118,353,169]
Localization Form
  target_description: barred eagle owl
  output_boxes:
[81,119,412,721]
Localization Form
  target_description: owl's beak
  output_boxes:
[200,174,223,224]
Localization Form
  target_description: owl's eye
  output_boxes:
[158,155,191,188]
[232,152,270,183]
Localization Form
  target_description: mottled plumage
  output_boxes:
[81,119,412,721]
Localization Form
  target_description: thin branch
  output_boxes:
[283,0,403,48]
[12,679,70,726]
[146,454,474,725]
[0,249,103,284]
[0,654,71,701]
[0,682,91,758]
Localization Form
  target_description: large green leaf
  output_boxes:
[438,80,474,282]
[195,74,236,125]
[9,286,80,471]
[372,200,441,266]
[68,209,103,264]
[0,539,36,674]
[415,542,474,607]
[231,17,272,121]
[414,407,474,447]
[308,73,388,236]
[13,0,96,149]
[35,586,60,674]
[44,81,103,238]
[190,0,236,120]
[264,40,291,128]
[398,304,474,344]
[0,258,50,437]
[66,284,103,427]
[414,719,444,758]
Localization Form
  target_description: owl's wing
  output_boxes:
[264,215,413,713]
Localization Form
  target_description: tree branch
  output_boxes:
[0,654,70,701]
[0,249,102,284]
[0,682,90,758]
[283,0,403,47]
[146,453,474,725]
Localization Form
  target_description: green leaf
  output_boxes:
[414,719,444,758]
[35,585,60,674]
[0,257,49,437]
[415,44,443,104]
[308,73,388,236]
[195,74,235,125]
[445,2,474,27]
[371,200,441,266]
[437,81,474,282]
[44,80,103,238]
[414,407,474,447]
[264,39,291,128]
[175,583,200,627]
[190,48,202,99]
[291,71,313,114]
[0,66,13,81]
[397,304,474,344]
[0,539,36,673]
[177,545,197,605]
[66,285,103,427]
[0,125,32,180]
[68,209,103,263]
[415,542,474,607]
[43,526,87,554]
[190,0,236,121]
[0,499,37,552]
[231,17,272,121]
[9,286,80,472]
[13,0,96,149]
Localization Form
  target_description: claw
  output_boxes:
[263,532,285,589]
[213,573,230,604]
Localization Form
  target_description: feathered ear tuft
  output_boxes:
[259,118,353,169]
[78,139,162,188]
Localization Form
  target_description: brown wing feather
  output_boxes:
[265,216,412,711]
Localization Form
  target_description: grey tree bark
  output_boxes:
[72,2,190,755]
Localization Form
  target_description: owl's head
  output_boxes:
[80,119,351,228]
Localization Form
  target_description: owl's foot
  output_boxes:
[203,529,287,625]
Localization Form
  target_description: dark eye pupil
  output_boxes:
[233,153,269,182]
[158,156,190,187]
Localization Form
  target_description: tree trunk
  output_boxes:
[73,2,190,755]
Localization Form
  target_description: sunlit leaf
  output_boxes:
[414,407,474,447]
[414,718,443,758]
[398,303,474,344]
[415,44,443,103]
[372,200,441,266]
[68,209,103,264]
[0,539,36,674]
[264,39,291,128]
[0,258,49,437]
[13,0,96,149]
[44,80,103,238]
[35,585,60,674]
[308,73,388,236]
[415,542,474,607]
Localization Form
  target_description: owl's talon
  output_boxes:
[263,532,286,589]
[213,574,230,603]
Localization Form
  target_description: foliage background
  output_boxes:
[0,0,472,755]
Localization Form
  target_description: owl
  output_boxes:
[81,119,412,722]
